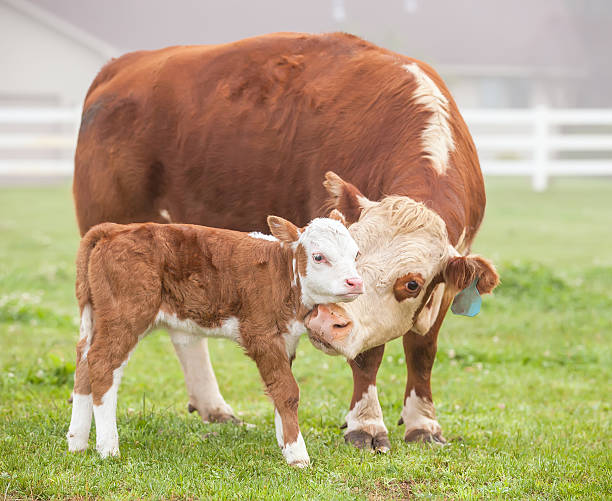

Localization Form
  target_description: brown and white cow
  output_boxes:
[73,32,497,452]
[66,213,362,466]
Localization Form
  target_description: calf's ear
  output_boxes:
[443,255,499,294]
[323,171,374,224]
[328,209,348,228]
[267,215,300,243]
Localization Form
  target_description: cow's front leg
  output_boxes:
[343,344,390,453]
[249,340,309,467]
[400,327,445,444]
[169,331,238,423]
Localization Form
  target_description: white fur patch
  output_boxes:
[282,432,310,467]
[67,393,93,452]
[248,231,279,242]
[93,365,125,458]
[156,311,241,344]
[403,63,454,175]
[274,408,284,447]
[159,209,172,223]
[298,217,360,309]
[79,303,93,360]
[282,320,304,359]
[401,389,442,436]
[344,384,387,437]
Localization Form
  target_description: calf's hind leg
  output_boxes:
[169,331,238,423]
[67,304,93,452]
[87,318,142,458]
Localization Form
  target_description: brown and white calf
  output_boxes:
[66,212,362,466]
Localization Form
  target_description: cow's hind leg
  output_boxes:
[343,344,390,453]
[169,331,238,423]
[67,304,93,451]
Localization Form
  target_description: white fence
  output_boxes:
[1,106,612,190]
[463,107,612,190]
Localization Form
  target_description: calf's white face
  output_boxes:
[267,210,363,309]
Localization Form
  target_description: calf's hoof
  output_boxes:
[96,443,120,458]
[404,428,446,444]
[344,429,391,454]
[188,403,241,424]
[66,432,89,452]
[289,459,310,468]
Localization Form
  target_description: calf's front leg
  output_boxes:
[248,337,309,467]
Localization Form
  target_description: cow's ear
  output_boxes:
[328,209,348,228]
[323,171,374,224]
[267,215,300,243]
[443,255,499,294]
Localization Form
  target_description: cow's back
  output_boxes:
[74,32,484,249]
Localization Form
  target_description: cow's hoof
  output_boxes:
[345,430,391,453]
[372,432,391,453]
[188,404,240,424]
[404,428,446,444]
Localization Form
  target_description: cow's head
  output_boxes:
[305,172,499,359]
[267,210,363,310]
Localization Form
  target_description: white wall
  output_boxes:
[0,1,110,106]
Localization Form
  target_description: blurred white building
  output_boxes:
[0,0,116,107]
[1,0,610,109]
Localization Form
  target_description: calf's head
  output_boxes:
[267,210,363,310]
[305,172,499,359]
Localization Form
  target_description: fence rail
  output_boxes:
[0,106,611,190]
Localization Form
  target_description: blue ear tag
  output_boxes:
[451,279,481,317]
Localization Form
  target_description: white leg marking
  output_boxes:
[345,384,387,437]
[274,408,284,447]
[170,332,235,420]
[403,62,454,174]
[93,365,125,458]
[67,393,93,451]
[274,408,310,466]
[401,388,442,436]
[79,303,92,359]
[282,432,310,468]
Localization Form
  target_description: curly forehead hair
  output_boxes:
[349,196,451,287]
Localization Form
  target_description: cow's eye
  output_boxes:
[406,280,420,291]
[312,253,327,263]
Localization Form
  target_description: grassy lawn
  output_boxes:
[0,177,610,499]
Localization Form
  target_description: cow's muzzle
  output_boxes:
[304,304,353,356]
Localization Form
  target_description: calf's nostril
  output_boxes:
[345,277,363,289]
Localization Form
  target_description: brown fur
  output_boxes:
[73,221,312,449]
[73,32,493,448]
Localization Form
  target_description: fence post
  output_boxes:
[532,105,549,191]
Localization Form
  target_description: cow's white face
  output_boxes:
[267,211,363,311]
[297,215,362,308]
[305,173,499,359]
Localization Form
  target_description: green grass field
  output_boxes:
[0,178,610,500]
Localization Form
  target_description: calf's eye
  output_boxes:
[313,253,326,263]
[406,280,419,291]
